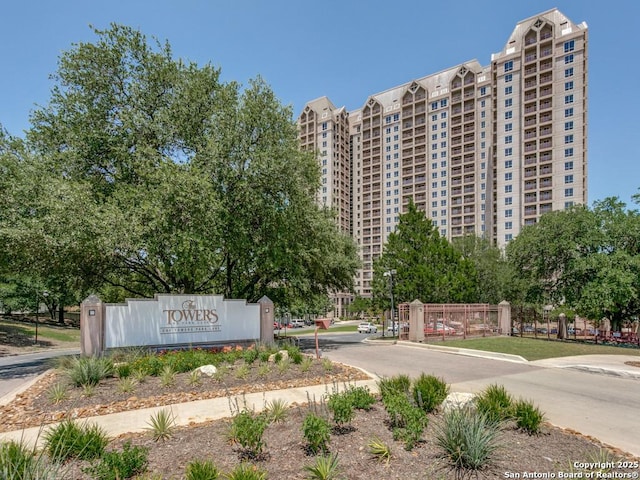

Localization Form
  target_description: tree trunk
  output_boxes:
[58,308,65,325]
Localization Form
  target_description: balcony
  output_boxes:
[525,154,537,165]
[525,168,537,178]
[525,54,537,63]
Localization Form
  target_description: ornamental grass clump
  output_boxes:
[474,384,514,425]
[82,441,149,480]
[513,398,545,435]
[185,459,220,480]
[435,406,501,474]
[412,373,449,414]
[44,419,109,462]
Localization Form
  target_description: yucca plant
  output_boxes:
[188,369,202,386]
[185,458,220,479]
[47,382,69,404]
[224,463,268,480]
[367,437,392,464]
[0,439,44,480]
[118,376,137,394]
[277,357,291,374]
[304,453,341,480]
[67,356,114,387]
[264,398,288,424]
[160,365,176,387]
[146,409,177,442]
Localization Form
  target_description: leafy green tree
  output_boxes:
[507,198,640,330]
[372,200,478,307]
[2,24,359,308]
[452,235,511,304]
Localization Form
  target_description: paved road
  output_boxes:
[301,335,640,458]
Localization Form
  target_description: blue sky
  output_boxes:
[1,0,638,205]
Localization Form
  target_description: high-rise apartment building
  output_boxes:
[298,8,588,299]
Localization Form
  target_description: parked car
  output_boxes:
[424,323,456,335]
[357,322,378,334]
[289,319,305,328]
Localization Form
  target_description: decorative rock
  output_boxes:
[268,350,289,363]
[195,365,218,377]
[441,392,476,412]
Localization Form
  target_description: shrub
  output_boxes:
[257,364,271,378]
[44,419,109,461]
[185,459,220,480]
[224,463,268,480]
[243,348,259,365]
[412,374,449,414]
[344,385,376,411]
[115,362,132,379]
[82,441,149,480]
[378,374,411,401]
[235,364,250,379]
[513,399,545,435]
[475,384,514,425]
[146,409,177,442]
[381,390,427,450]
[435,406,501,472]
[228,409,269,457]
[302,412,331,454]
[326,391,354,429]
[67,356,114,387]
[304,453,341,480]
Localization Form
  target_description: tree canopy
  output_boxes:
[0,24,359,313]
[506,198,640,329]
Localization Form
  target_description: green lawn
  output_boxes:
[0,317,80,344]
[438,336,640,361]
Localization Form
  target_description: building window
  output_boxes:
[393,113,399,121]
[432,172,438,179]
[505,111,513,120]
[505,99,513,108]
[441,180,447,187]
[432,201,438,208]
[565,94,574,104]
[440,161,447,167]
[505,234,513,242]
[565,54,574,64]
[565,81,574,91]
[432,143,438,150]
[565,121,574,130]
[564,40,575,53]
[505,135,512,144]
[565,108,574,117]
[565,148,574,157]
[505,86,512,95]
[432,182,438,188]
[505,172,512,181]
[441,151,447,158]
[385,116,391,124]
[505,197,513,205]
[505,222,512,230]
[480,86,487,96]
[505,185,512,193]
[431,114,437,121]
[504,60,514,72]
[441,122,447,129]
[322,122,327,130]
[440,141,447,148]
[441,132,447,139]
[505,209,513,218]
[441,199,447,206]
[565,201,574,209]
[565,161,574,170]
[505,148,513,156]
[565,67,574,78]
[565,188,574,197]
[565,134,574,144]
[432,153,438,160]
[441,112,447,119]
[565,174,574,184]
[505,160,513,168]
[505,123,513,132]
[505,73,512,82]
[431,102,438,110]
[432,125,437,131]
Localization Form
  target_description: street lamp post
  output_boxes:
[383,269,396,337]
